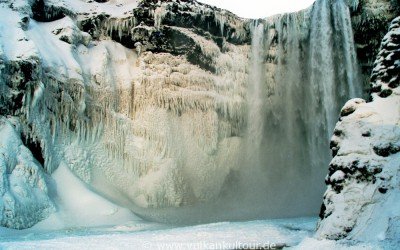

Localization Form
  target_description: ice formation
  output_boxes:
[0,117,54,229]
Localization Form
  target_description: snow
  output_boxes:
[0,117,54,229]
[48,0,139,19]
[0,217,317,249]
[330,170,345,182]
[197,0,316,18]
[26,18,83,80]
[318,93,400,241]
[317,16,400,244]
[34,163,142,230]
[292,237,379,250]
[0,4,37,60]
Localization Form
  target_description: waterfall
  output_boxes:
[332,0,362,98]
[246,21,265,166]
[307,0,362,171]
[235,0,363,218]
[309,0,336,138]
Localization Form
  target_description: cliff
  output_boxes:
[0,0,251,227]
[317,16,400,244]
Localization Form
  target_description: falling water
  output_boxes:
[309,0,336,138]
[332,0,362,98]
[233,0,363,218]
[246,21,265,166]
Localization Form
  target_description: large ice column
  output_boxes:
[7,1,249,222]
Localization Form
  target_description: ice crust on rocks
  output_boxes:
[0,117,54,229]
[317,16,400,243]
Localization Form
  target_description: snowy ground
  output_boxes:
[0,217,318,249]
[0,165,392,249]
[0,217,390,250]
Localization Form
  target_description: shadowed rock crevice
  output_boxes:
[31,0,69,22]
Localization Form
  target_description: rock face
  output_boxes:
[317,16,400,242]
[350,0,400,88]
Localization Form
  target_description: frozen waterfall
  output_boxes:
[234,0,363,218]
[0,0,365,227]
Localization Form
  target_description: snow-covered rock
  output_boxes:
[350,0,400,87]
[317,16,400,242]
[0,117,54,229]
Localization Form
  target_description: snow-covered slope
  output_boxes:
[0,117,54,229]
[317,16,400,243]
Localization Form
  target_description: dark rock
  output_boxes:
[333,129,342,136]
[340,106,356,116]
[378,88,393,98]
[31,0,68,22]
[388,78,399,88]
[378,187,388,194]
[351,1,400,91]
[19,16,30,31]
[362,131,371,137]
[21,133,45,166]
[331,148,339,157]
[373,143,400,157]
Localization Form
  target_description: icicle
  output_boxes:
[214,11,226,37]
[31,82,45,108]
[154,5,167,30]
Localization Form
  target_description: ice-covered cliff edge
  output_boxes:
[0,0,251,228]
[317,16,400,243]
